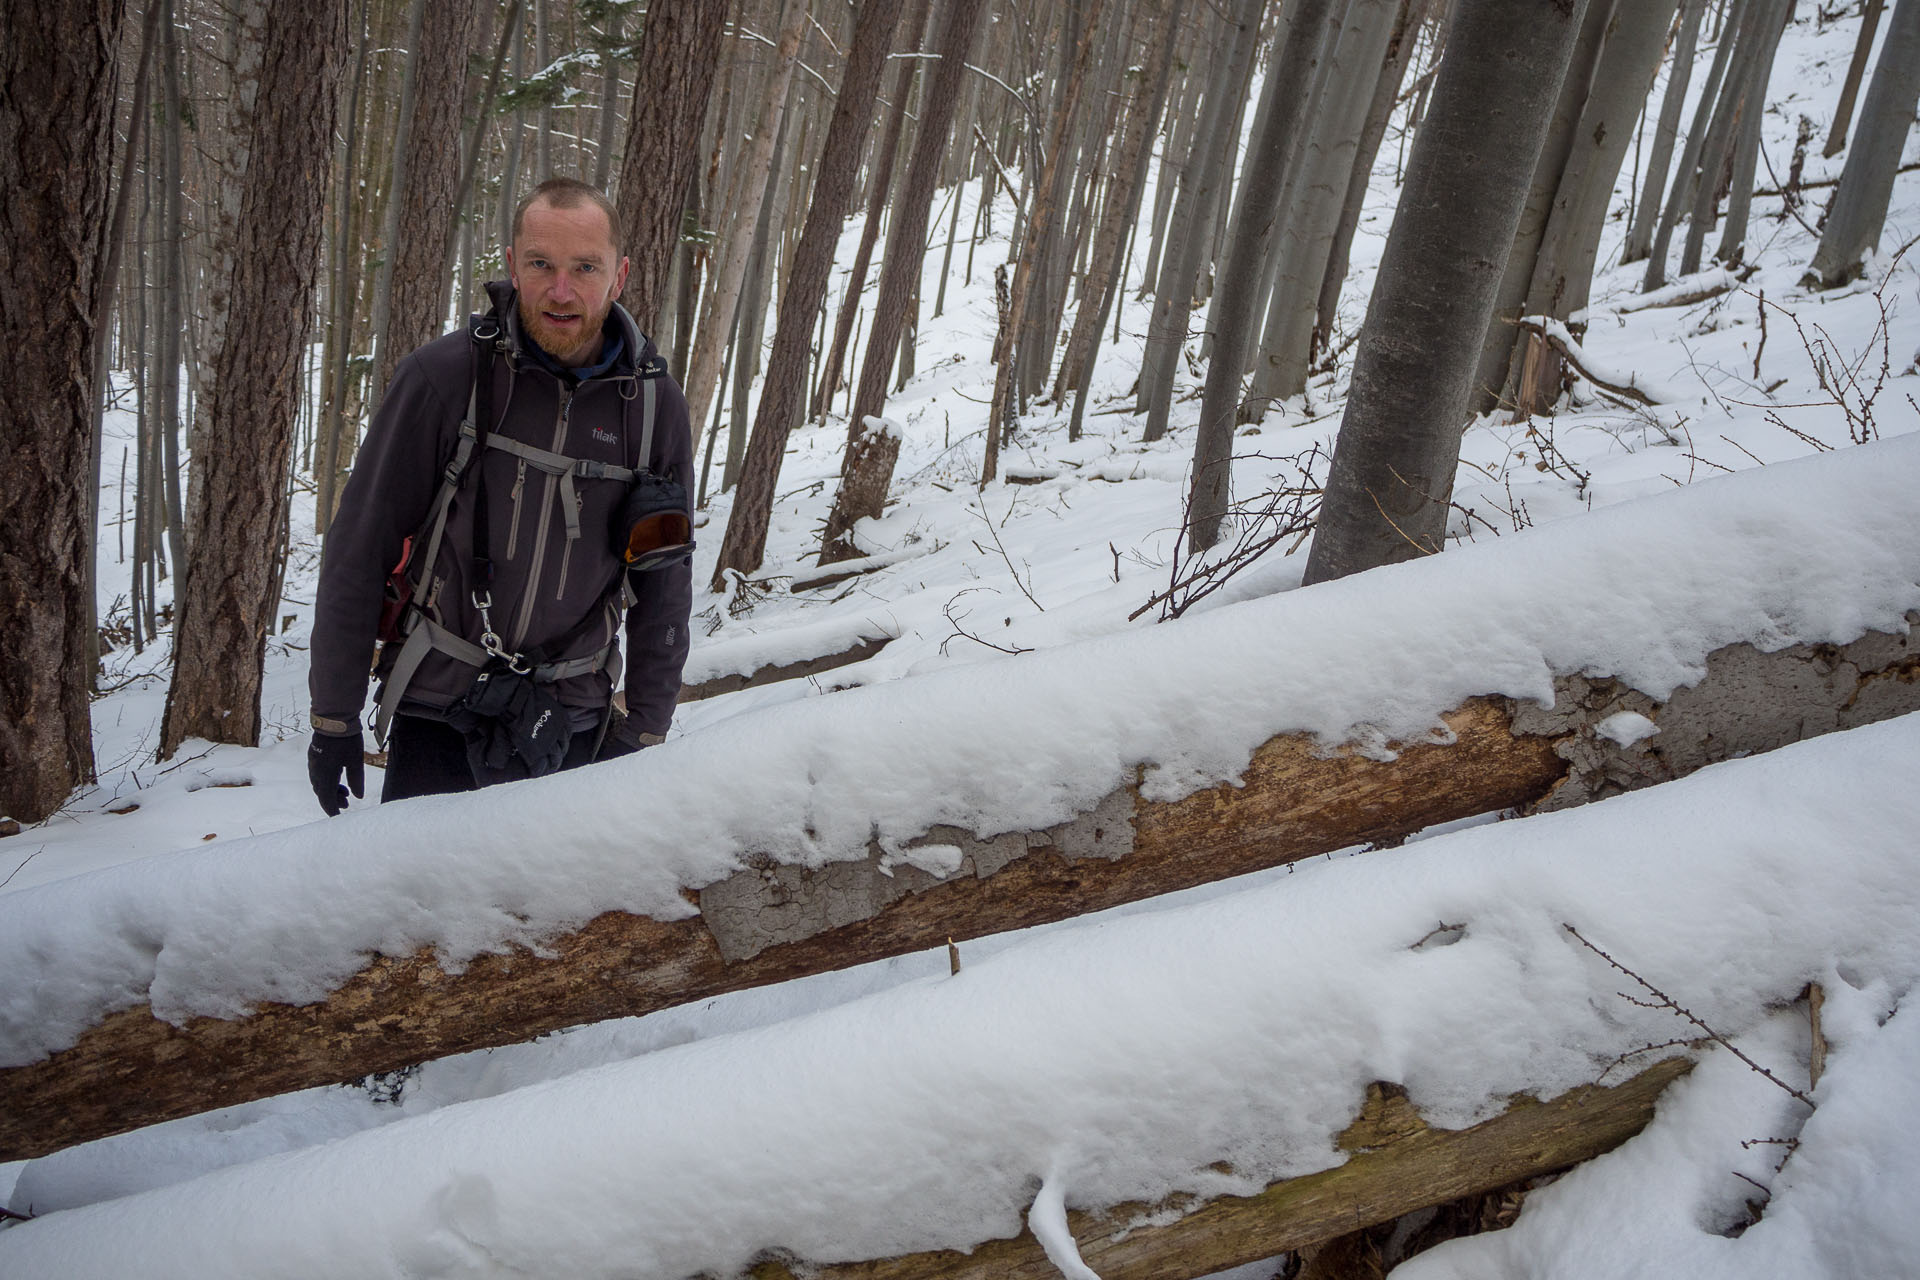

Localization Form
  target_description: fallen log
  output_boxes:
[745,1058,1694,1280]
[679,632,893,702]
[2,618,1912,1162]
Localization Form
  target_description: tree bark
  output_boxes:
[0,0,124,823]
[707,0,913,581]
[376,0,479,393]
[1304,0,1585,585]
[1804,0,1920,286]
[681,0,811,444]
[1509,0,1682,415]
[814,0,936,421]
[1679,0,1789,277]
[159,0,348,758]
[1822,0,1884,157]
[11,616,1918,1160]
[1469,0,1610,417]
[1187,0,1345,552]
[616,0,733,336]
[1052,0,1188,404]
[1311,0,1422,354]
[981,0,1112,485]
[1642,0,1745,289]
[1136,0,1265,442]
[817,0,993,559]
[1235,0,1395,428]
[1622,0,1703,264]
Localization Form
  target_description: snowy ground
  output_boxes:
[4,8,1918,1277]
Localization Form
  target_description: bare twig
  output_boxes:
[0,846,44,890]
[1565,924,1815,1108]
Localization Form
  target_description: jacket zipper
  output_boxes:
[504,459,528,561]
[555,491,581,600]
[509,383,574,651]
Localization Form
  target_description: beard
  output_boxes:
[517,292,613,367]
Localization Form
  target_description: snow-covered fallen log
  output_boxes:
[2,437,1918,1161]
[678,614,899,702]
[3,712,1917,1279]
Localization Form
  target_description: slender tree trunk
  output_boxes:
[1642,0,1745,288]
[818,0,992,558]
[365,0,430,404]
[0,0,125,822]
[981,0,1112,484]
[1622,0,1703,263]
[1303,0,1585,586]
[1469,0,1609,416]
[160,0,348,757]
[1312,0,1422,352]
[617,0,733,336]
[1510,0,1683,415]
[709,0,913,584]
[1678,0,1789,276]
[1713,0,1789,266]
[595,10,625,190]
[155,0,189,575]
[723,115,790,491]
[1136,0,1265,442]
[1805,0,1920,286]
[318,0,373,535]
[1190,0,1348,552]
[1822,0,1884,157]
[814,0,936,420]
[377,0,479,392]
[1238,0,1396,425]
[1054,0,1188,402]
[682,0,812,442]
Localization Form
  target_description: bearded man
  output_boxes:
[307,178,694,812]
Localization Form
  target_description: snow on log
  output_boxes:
[744,1060,1695,1280]
[2,438,1918,1161]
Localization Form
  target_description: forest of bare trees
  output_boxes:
[3,0,1914,823]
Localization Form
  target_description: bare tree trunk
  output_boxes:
[617,0,732,336]
[1304,0,1585,586]
[1187,0,1345,552]
[365,0,430,403]
[0,0,125,823]
[722,114,791,491]
[1642,0,1745,288]
[818,0,992,559]
[1805,0,1920,286]
[1822,0,1884,156]
[682,0,811,443]
[1054,0,1187,402]
[1713,0,1788,266]
[1136,0,1265,442]
[160,0,348,757]
[1237,0,1397,426]
[981,0,1112,484]
[1312,0,1422,352]
[1469,0,1611,416]
[814,0,936,420]
[1678,0,1789,277]
[594,8,626,190]
[1510,0,1682,415]
[376,0,480,392]
[317,0,373,535]
[1622,0,1703,264]
[709,0,913,584]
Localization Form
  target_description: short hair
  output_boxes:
[511,178,623,252]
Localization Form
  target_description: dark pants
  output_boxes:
[381,714,600,802]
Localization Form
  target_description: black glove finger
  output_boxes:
[346,749,365,800]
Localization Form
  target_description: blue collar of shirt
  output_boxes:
[525,328,627,384]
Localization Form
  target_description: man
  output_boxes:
[307,178,694,813]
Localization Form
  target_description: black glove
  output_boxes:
[596,709,663,761]
[308,730,366,816]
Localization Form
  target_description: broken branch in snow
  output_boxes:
[1512,318,1665,407]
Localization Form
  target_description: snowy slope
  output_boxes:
[3,7,1917,1277]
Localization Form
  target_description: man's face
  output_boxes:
[506,199,630,367]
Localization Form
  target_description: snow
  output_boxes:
[5,7,1919,1277]
[3,713,1918,1277]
